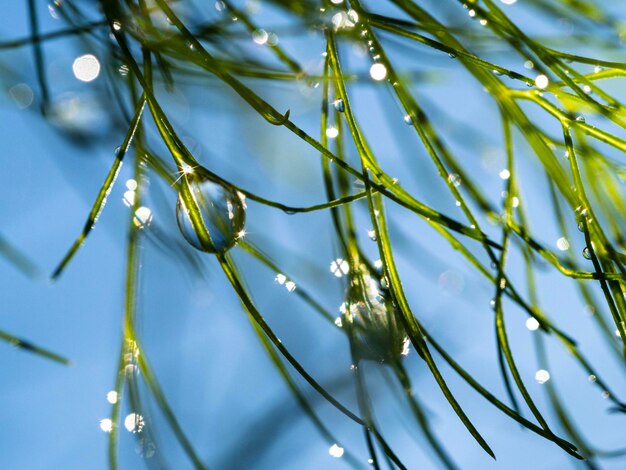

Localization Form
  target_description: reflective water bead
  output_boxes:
[124,413,145,433]
[332,98,345,112]
[176,175,246,254]
[346,263,408,363]
[575,115,586,123]
[252,29,269,45]
[582,247,591,260]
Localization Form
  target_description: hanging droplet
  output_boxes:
[333,98,345,112]
[345,262,407,364]
[582,247,592,260]
[403,114,413,125]
[575,115,586,123]
[176,175,246,254]
[448,52,457,58]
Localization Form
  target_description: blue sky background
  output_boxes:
[1,0,626,469]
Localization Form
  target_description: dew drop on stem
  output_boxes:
[176,175,246,254]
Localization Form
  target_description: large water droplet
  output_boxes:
[345,262,407,363]
[332,98,345,112]
[582,247,591,260]
[124,413,145,433]
[176,175,246,254]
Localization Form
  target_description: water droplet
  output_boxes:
[124,413,145,433]
[556,237,570,251]
[176,175,246,254]
[602,390,610,399]
[588,374,597,383]
[576,206,588,219]
[535,369,550,384]
[9,83,34,109]
[448,52,457,58]
[285,281,296,292]
[369,63,387,81]
[275,273,286,285]
[334,317,343,327]
[582,247,591,260]
[332,98,345,112]
[100,418,113,433]
[112,21,122,31]
[367,229,377,241]
[133,207,152,228]
[403,114,413,125]
[326,126,339,139]
[136,437,156,459]
[106,391,118,404]
[447,173,461,187]
[575,115,586,123]
[72,54,101,82]
[525,317,540,331]
[252,28,269,45]
[347,263,407,363]
[499,169,511,180]
[330,10,357,30]
[329,444,344,458]
[330,258,349,277]
[490,298,496,309]
[534,74,549,89]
